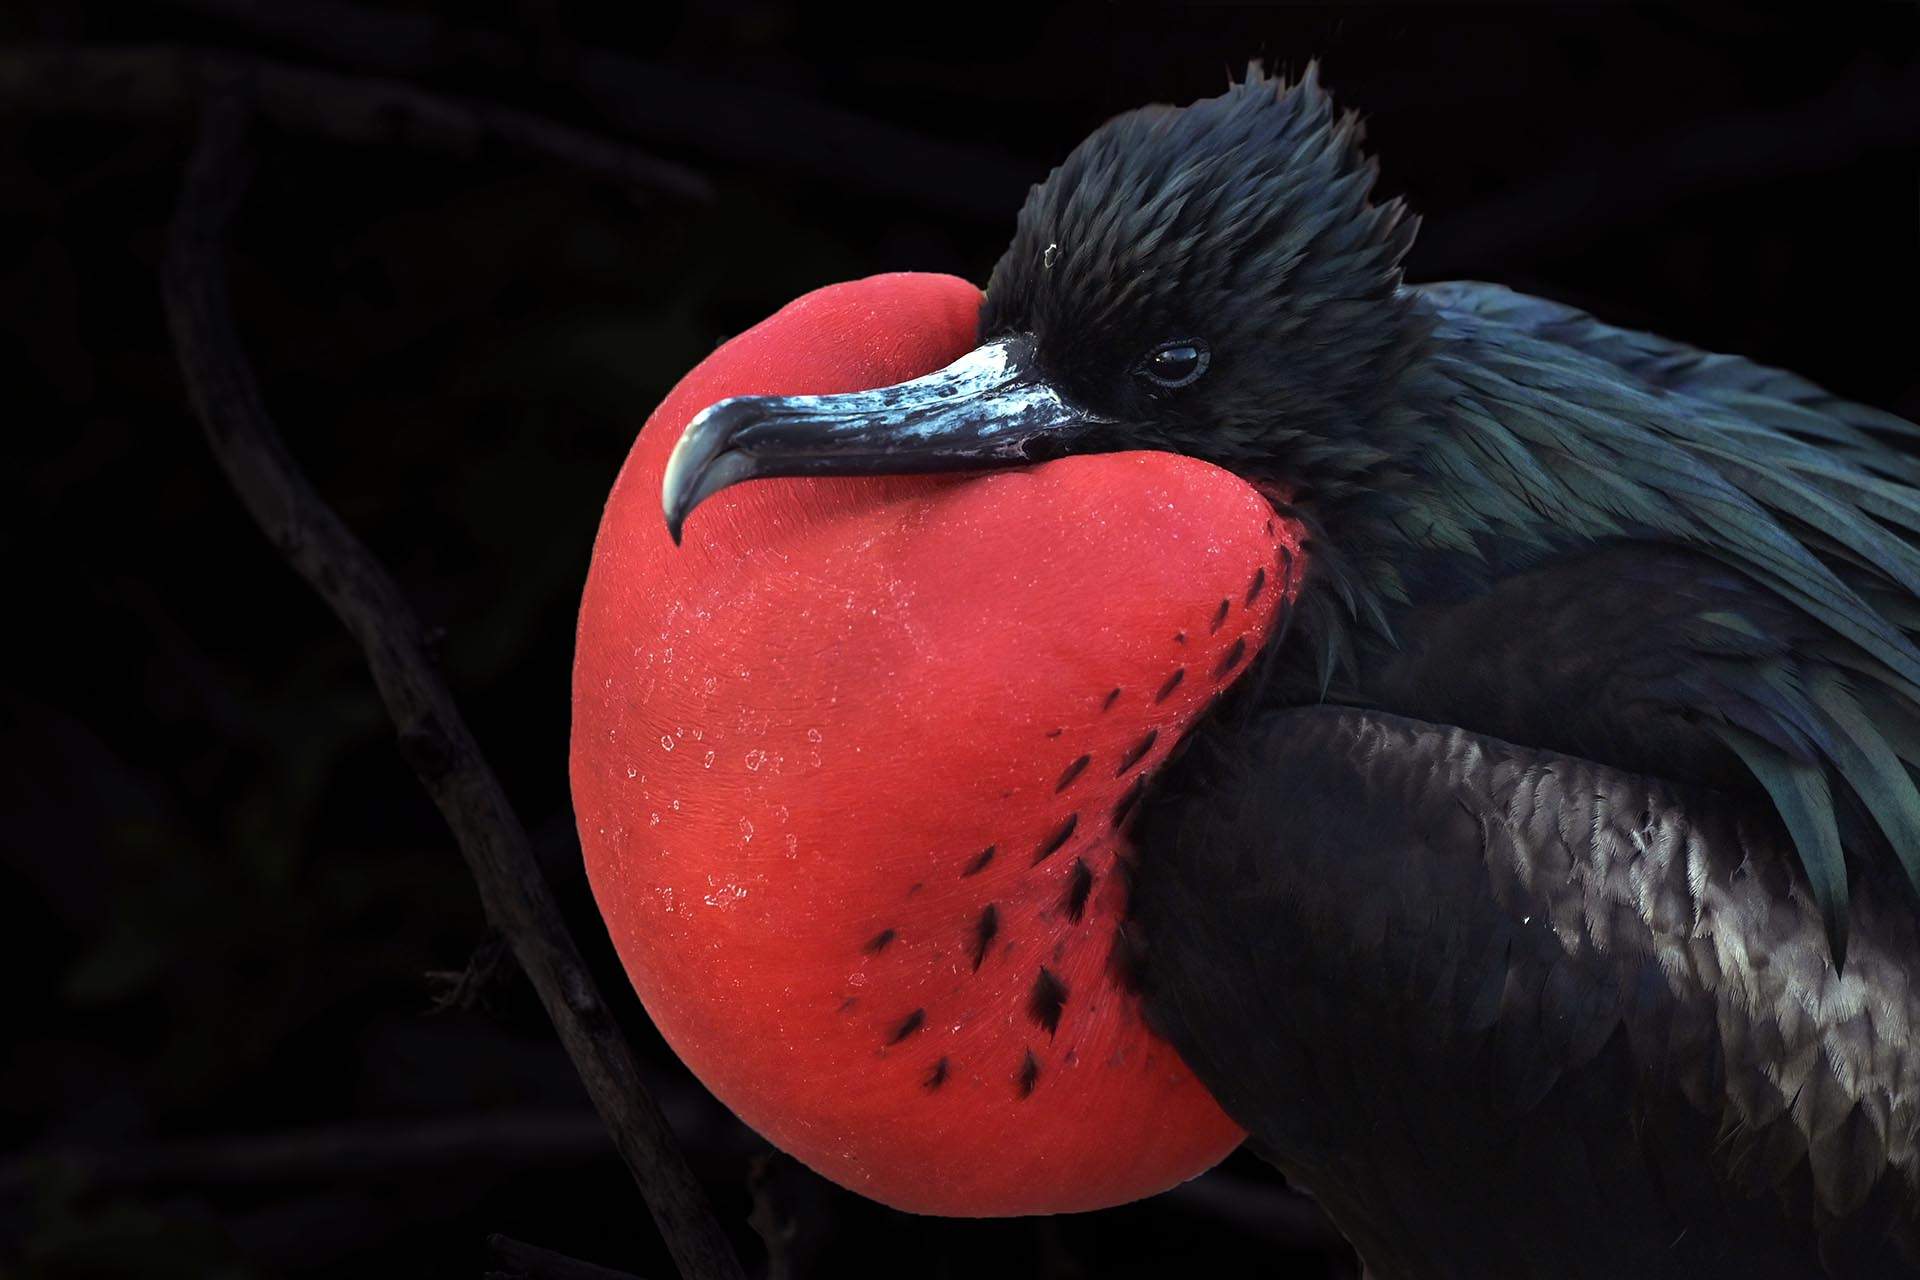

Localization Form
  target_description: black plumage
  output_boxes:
[988,65,1920,1273]
[665,62,1920,1275]
[1133,707,1919,1276]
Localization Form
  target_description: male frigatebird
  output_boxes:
[572,67,1920,1276]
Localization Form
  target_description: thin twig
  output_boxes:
[0,44,711,201]
[0,1110,612,1196]
[159,88,743,1280]
[160,0,1035,220]
[427,928,515,1012]
[486,1233,646,1280]
[744,1153,834,1280]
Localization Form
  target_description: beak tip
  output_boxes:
[662,398,746,547]
[662,483,692,544]
[652,335,1067,549]
[661,435,698,547]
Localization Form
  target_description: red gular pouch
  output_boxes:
[572,272,1305,1216]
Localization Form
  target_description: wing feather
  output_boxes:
[1396,282,1920,951]
[1135,705,1920,1275]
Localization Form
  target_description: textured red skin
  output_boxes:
[571,272,1304,1216]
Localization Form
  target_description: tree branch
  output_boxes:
[0,43,711,201]
[486,1233,646,1280]
[0,1111,612,1196]
[159,87,742,1280]
[160,0,1034,220]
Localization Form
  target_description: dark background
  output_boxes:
[4,3,1917,1277]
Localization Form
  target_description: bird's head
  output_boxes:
[664,64,1426,543]
[980,62,1424,475]
[575,66,1411,1219]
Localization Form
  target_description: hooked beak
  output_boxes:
[661,334,1106,543]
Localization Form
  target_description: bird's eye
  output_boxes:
[1139,340,1209,389]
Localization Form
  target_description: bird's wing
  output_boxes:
[1386,281,1920,958]
[1415,280,1920,486]
[1133,704,1920,1278]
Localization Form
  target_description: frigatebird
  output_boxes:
[572,66,1920,1275]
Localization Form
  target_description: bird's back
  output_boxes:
[1127,284,1920,1276]
[1133,706,1920,1278]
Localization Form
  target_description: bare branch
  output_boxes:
[159,88,742,1280]
[745,1153,834,1280]
[160,0,1034,220]
[486,1234,646,1280]
[0,1111,612,1196]
[427,928,515,1013]
[0,43,711,201]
